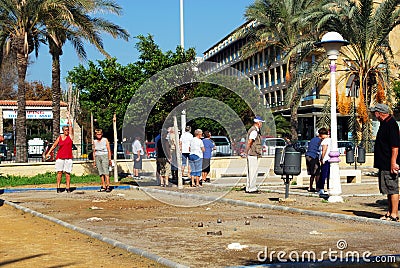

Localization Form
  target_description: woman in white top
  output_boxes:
[93,129,112,192]
[318,134,331,195]
[189,129,205,187]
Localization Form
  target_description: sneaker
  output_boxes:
[318,189,325,195]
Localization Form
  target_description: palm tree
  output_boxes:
[45,0,129,142]
[313,0,400,147]
[0,0,78,162]
[243,0,323,141]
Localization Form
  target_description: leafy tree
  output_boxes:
[67,34,196,140]
[25,81,52,100]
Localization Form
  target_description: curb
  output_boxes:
[1,199,189,268]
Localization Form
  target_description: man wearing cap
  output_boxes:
[243,116,264,193]
[370,103,399,222]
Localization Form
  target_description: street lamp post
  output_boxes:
[316,32,349,203]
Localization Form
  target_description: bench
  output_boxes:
[294,169,362,186]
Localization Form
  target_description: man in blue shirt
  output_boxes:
[305,128,328,192]
[202,131,215,183]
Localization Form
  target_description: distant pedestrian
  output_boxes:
[45,113,73,193]
[318,132,331,195]
[0,135,4,143]
[132,136,144,179]
[370,103,399,222]
[189,129,205,187]
[180,126,193,178]
[156,130,171,187]
[243,116,264,194]
[92,129,112,192]
[202,131,215,183]
[305,128,328,192]
[168,127,178,182]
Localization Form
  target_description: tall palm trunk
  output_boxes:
[51,50,61,142]
[15,36,28,162]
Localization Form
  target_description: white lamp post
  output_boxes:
[316,32,349,203]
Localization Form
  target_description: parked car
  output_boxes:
[28,138,45,158]
[338,141,354,155]
[211,136,232,156]
[145,142,156,158]
[110,143,125,159]
[262,137,286,156]
[0,144,12,161]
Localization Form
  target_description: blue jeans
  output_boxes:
[189,154,202,177]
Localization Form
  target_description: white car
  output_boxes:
[211,136,232,156]
[262,138,286,156]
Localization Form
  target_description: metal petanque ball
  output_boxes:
[245,220,250,225]
[198,222,203,227]
[217,219,222,223]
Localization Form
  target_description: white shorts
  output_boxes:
[55,159,73,173]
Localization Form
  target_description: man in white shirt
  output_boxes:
[132,136,144,179]
[243,116,264,193]
[180,126,193,178]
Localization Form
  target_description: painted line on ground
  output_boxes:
[1,199,188,268]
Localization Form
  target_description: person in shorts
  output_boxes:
[370,103,400,222]
[180,126,193,178]
[305,128,328,192]
[132,136,144,179]
[45,114,73,193]
[92,129,112,192]
[202,131,215,183]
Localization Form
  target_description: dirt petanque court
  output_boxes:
[1,176,400,267]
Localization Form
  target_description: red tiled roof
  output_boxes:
[0,100,68,107]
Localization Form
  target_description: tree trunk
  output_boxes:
[15,37,28,162]
[290,101,299,142]
[51,52,61,142]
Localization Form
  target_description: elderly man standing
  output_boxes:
[370,103,399,222]
[243,116,264,193]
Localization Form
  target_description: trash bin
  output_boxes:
[346,146,354,164]
[274,146,301,176]
[357,146,366,163]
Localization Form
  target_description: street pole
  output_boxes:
[316,32,349,203]
[174,116,183,189]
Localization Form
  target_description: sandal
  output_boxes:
[380,213,390,220]
[99,187,106,192]
[387,215,399,222]
[105,186,111,192]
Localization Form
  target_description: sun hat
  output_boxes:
[254,116,265,123]
[369,103,389,114]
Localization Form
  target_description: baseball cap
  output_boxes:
[254,116,265,123]
[369,103,389,114]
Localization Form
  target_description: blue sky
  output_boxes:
[26,0,254,89]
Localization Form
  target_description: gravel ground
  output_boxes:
[1,177,399,267]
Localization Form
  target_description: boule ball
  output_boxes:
[217,218,222,223]
[198,222,203,227]
[245,220,250,225]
